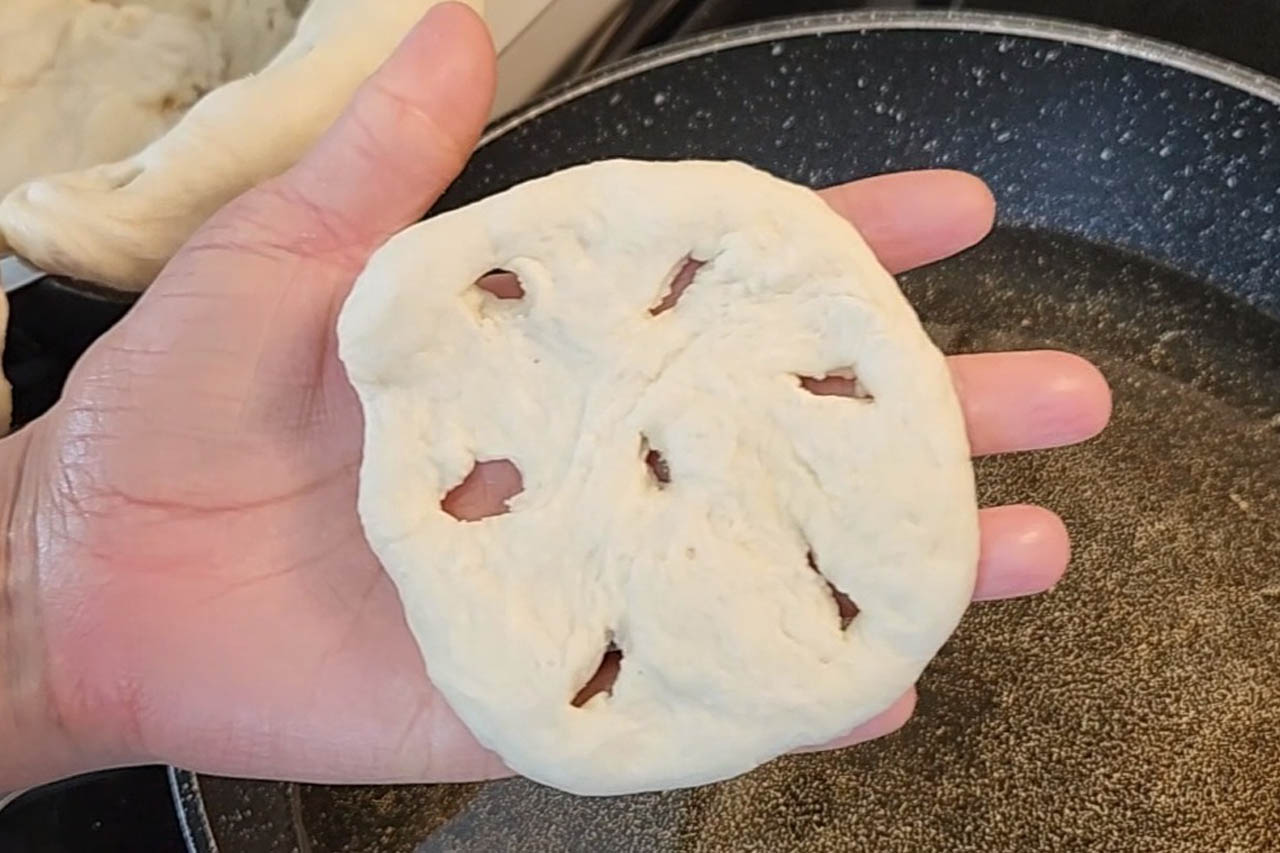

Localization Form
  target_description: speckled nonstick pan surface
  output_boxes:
[174,13,1280,853]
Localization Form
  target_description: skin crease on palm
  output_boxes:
[0,3,1112,792]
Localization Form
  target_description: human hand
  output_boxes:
[0,3,1110,790]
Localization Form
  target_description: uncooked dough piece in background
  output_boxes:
[338,159,980,795]
[0,0,301,201]
[0,0,481,291]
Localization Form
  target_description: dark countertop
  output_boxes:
[0,770,182,853]
[3,1,1279,850]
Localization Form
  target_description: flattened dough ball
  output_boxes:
[0,0,480,290]
[0,0,302,203]
[338,159,980,795]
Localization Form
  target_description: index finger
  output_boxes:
[818,170,996,273]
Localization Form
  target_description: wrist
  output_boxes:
[0,429,94,789]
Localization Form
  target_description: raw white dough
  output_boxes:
[338,159,979,796]
[0,0,301,202]
[0,0,480,290]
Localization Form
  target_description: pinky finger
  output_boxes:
[793,687,918,753]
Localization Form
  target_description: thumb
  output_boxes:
[267,1,496,260]
[89,3,493,407]
[179,1,495,277]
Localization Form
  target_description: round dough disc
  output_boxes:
[338,159,979,795]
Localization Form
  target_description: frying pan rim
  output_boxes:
[168,766,218,853]
[483,9,1280,144]
[169,10,1280,853]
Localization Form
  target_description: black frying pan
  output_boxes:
[156,11,1278,852]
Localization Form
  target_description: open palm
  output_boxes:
[11,4,1109,785]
